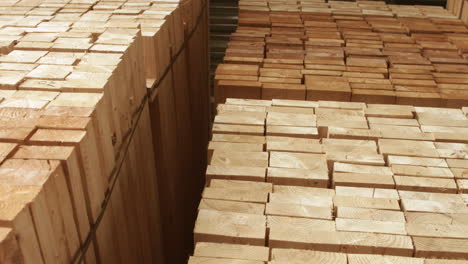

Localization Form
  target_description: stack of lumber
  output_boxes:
[191,98,468,264]
[0,0,209,263]
[214,0,468,107]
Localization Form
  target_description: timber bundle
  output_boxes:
[214,0,468,107]
[191,98,468,264]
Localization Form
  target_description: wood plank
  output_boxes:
[193,242,269,261]
[333,172,395,189]
[338,231,414,257]
[188,256,263,264]
[347,254,423,264]
[405,212,468,225]
[336,186,399,199]
[334,196,401,211]
[270,248,347,264]
[337,207,406,222]
[267,167,328,187]
[0,184,43,264]
[266,141,322,154]
[211,151,269,168]
[198,199,265,215]
[336,218,407,235]
[267,125,319,138]
[413,237,468,259]
[388,156,449,168]
[269,152,328,171]
[334,162,393,175]
[391,165,454,179]
[266,112,316,127]
[401,199,468,214]
[394,176,458,194]
[407,223,468,239]
[378,139,439,158]
[209,179,272,192]
[206,165,266,182]
[0,227,23,264]
[202,187,268,204]
[273,185,335,196]
[194,209,266,246]
[269,193,333,208]
[266,202,333,220]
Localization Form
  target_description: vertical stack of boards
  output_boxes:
[0,0,209,264]
[447,0,468,24]
[190,98,468,264]
[214,0,468,107]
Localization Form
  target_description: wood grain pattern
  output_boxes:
[193,242,269,261]
[0,0,210,263]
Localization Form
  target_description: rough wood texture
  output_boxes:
[0,0,209,263]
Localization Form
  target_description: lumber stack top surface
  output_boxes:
[214,0,468,108]
[192,98,468,264]
[0,0,202,263]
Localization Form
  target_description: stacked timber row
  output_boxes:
[0,0,209,263]
[214,0,468,107]
[191,98,468,264]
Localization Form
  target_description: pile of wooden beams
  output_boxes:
[191,98,468,263]
[0,0,209,263]
[214,0,468,107]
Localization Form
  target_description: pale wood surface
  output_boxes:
[193,242,269,261]
[193,98,468,263]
